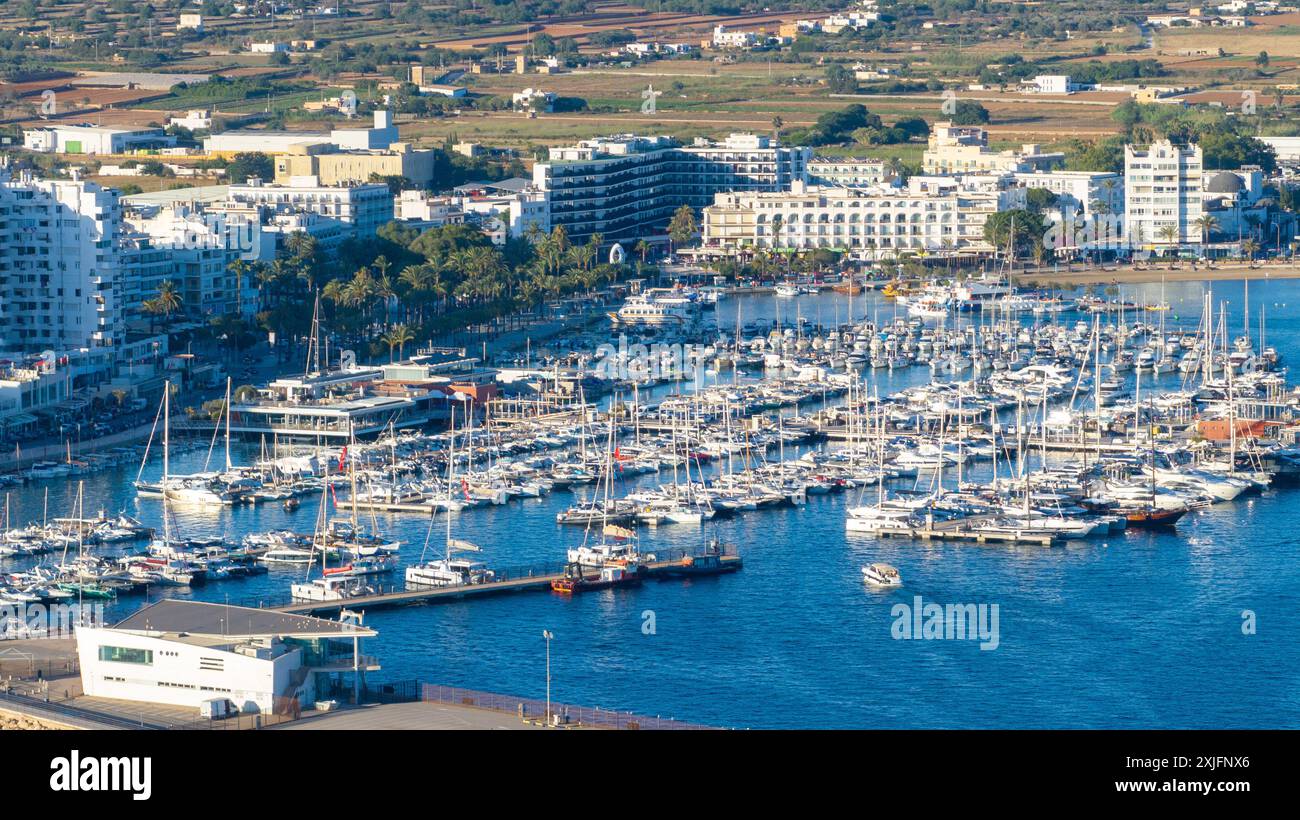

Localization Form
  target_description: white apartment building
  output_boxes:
[923,122,1065,175]
[126,207,246,319]
[226,176,394,238]
[120,233,175,325]
[808,157,888,187]
[77,600,379,714]
[449,180,550,240]
[701,179,1024,260]
[1124,140,1203,249]
[0,172,124,354]
[1013,170,1125,217]
[533,133,810,246]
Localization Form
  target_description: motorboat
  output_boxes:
[862,562,902,587]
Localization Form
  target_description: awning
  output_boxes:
[2,413,38,426]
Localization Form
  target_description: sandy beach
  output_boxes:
[1011,263,1300,287]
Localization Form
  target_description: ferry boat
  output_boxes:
[862,562,902,587]
[608,294,696,327]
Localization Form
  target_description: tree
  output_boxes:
[983,210,1047,260]
[667,204,698,250]
[226,152,273,184]
[154,280,182,319]
[1194,214,1220,244]
[825,64,857,95]
[382,324,415,362]
[769,214,784,251]
[951,100,990,126]
[1256,51,1270,69]
[1157,223,1180,253]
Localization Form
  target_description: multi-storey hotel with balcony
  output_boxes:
[532,133,811,247]
[701,178,1025,260]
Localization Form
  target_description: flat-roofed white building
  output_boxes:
[23,125,176,155]
[1013,170,1124,217]
[226,176,394,239]
[923,122,1065,175]
[76,600,379,714]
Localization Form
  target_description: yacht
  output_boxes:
[405,556,495,588]
[290,573,376,602]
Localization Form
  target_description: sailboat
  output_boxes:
[291,459,378,602]
[563,411,645,581]
[405,408,495,588]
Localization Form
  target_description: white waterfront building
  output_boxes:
[701,178,1024,260]
[1124,140,1204,250]
[76,600,379,715]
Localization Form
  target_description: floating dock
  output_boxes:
[270,554,743,616]
[855,516,1057,547]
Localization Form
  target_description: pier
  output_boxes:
[858,516,1057,547]
[266,552,743,616]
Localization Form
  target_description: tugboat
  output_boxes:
[862,562,902,587]
[551,561,643,594]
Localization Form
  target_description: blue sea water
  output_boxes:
[5,278,1300,728]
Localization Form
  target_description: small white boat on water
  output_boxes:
[862,562,902,587]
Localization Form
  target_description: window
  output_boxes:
[98,645,153,665]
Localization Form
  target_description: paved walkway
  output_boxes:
[274,701,554,730]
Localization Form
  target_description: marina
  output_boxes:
[3,278,1299,728]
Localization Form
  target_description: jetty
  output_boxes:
[265,551,743,616]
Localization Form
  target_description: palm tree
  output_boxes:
[634,239,650,264]
[383,324,415,362]
[155,280,182,319]
[1156,224,1180,256]
[1193,214,1220,246]
[228,259,252,317]
[1242,237,1260,262]
[770,214,784,252]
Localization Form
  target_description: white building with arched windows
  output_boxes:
[701,179,1024,260]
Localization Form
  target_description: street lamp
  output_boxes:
[542,629,553,725]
